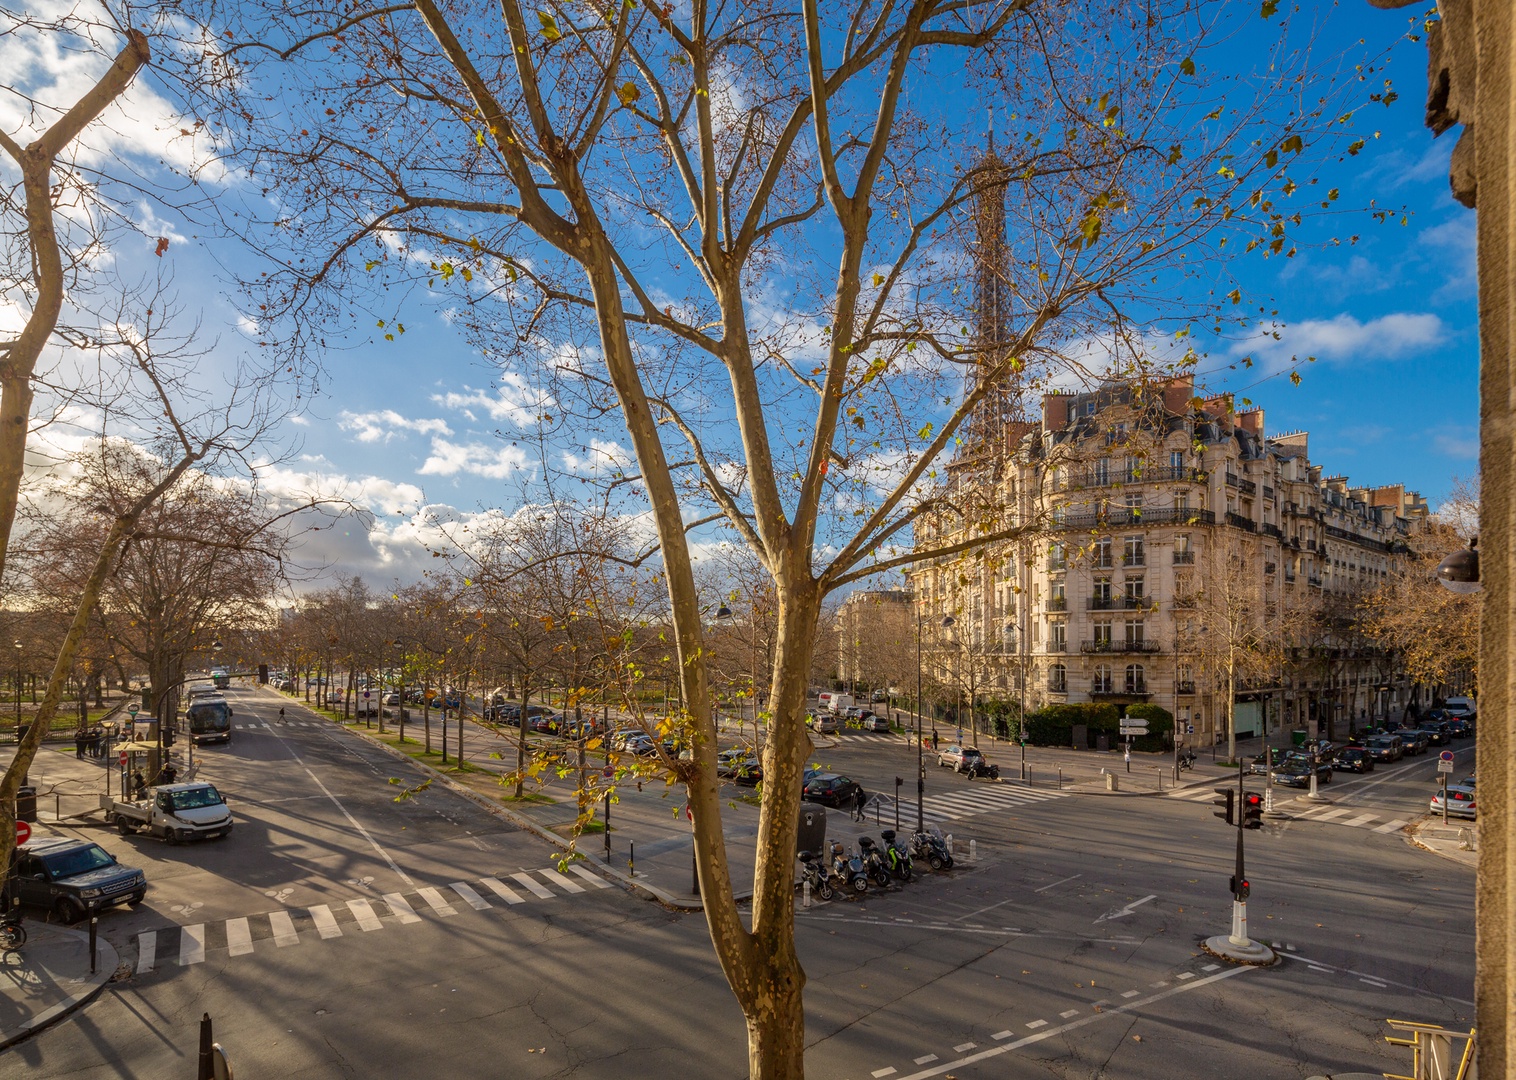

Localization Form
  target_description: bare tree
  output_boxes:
[201,1,1382,1071]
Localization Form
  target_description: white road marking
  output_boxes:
[1026,1019,1047,1030]
[1279,952,1475,1006]
[416,887,458,917]
[1176,972,1195,980]
[953,1042,977,1052]
[179,924,206,966]
[269,910,299,947]
[894,966,1252,1080]
[512,872,556,900]
[1120,990,1140,998]
[1373,819,1410,833]
[310,904,342,939]
[1309,808,1352,821]
[568,864,613,889]
[481,877,526,905]
[1201,964,1221,972]
[1095,895,1157,923]
[136,930,156,974]
[872,1069,897,1078]
[347,898,383,931]
[449,882,492,910]
[382,893,423,923]
[225,917,254,957]
[914,1054,939,1064]
[1060,1009,1081,1018]
[1033,874,1082,893]
[1342,814,1378,828]
[541,868,586,894]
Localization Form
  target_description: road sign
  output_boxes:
[1440,750,1455,763]
[1437,759,1455,774]
[15,820,30,845]
[119,750,128,766]
[127,703,139,716]
[1119,721,1149,735]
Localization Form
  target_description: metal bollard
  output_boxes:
[629,841,635,876]
[945,832,954,855]
[803,880,812,908]
[968,839,977,863]
[88,912,98,974]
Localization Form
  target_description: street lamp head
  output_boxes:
[393,638,404,649]
[941,615,955,628]
[1435,538,1481,594]
[715,605,733,620]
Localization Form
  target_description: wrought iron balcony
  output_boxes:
[1079,640,1162,654]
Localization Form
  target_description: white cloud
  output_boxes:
[432,375,552,426]
[337,409,452,443]
[562,438,632,476]
[419,438,530,479]
[1231,312,1444,373]
[1433,430,1478,460]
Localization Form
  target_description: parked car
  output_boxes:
[1365,735,1403,763]
[1443,696,1477,721]
[869,690,889,703]
[937,745,993,774]
[842,706,867,720]
[809,714,840,735]
[6,837,147,923]
[1414,723,1451,746]
[1247,747,1292,775]
[801,773,864,808]
[1333,747,1374,774]
[1430,784,1477,820]
[716,747,756,777]
[1273,756,1333,787]
[725,757,763,785]
[861,715,890,733]
[1447,718,1473,739]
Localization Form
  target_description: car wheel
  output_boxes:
[54,897,85,925]
[115,815,134,836]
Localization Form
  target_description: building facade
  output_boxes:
[906,376,1428,747]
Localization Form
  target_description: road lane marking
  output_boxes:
[383,893,423,923]
[1026,1020,1047,1030]
[310,905,342,938]
[179,924,206,966]
[1060,1009,1081,1018]
[872,1069,897,1078]
[541,869,586,894]
[294,759,413,887]
[1373,819,1410,833]
[449,882,492,910]
[913,1054,939,1064]
[568,864,613,888]
[269,910,299,947]
[1342,814,1378,828]
[1095,895,1156,923]
[511,872,556,900]
[417,887,458,917]
[136,930,156,974]
[1307,808,1352,821]
[347,899,383,931]
[225,917,254,957]
[953,1042,977,1052]
[894,966,1251,1080]
[1278,951,1475,1006]
[1120,990,1140,998]
[481,877,526,905]
[1033,874,1082,893]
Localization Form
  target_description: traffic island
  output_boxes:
[1202,933,1278,966]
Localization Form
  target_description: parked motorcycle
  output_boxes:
[857,836,894,888]
[912,826,954,871]
[1178,749,1197,771]
[830,840,869,895]
[880,828,914,882]
[799,850,834,902]
[963,759,1001,781]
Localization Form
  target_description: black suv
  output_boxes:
[8,837,146,923]
[801,773,864,808]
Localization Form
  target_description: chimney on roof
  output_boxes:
[1161,375,1195,416]
[1042,393,1073,432]
[1236,408,1264,437]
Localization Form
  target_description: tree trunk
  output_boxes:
[515,674,529,799]
[1226,653,1237,763]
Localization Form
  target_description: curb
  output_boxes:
[1405,819,1478,868]
[323,712,725,912]
[0,927,120,1050]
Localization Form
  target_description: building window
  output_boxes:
[1125,491,1143,512]
[1125,577,1145,604]
[1093,457,1111,485]
[1093,622,1113,647]
[1125,620,1145,646]
[1049,581,1066,610]
[1175,490,1189,512]
[1093,577,1112,603]
[1093,664,1112,693]
[1170,450,1184,473]
[1094,537,1112,568]
[1125,455,1142,482]
[1048,542,1066,570]
[1049,622,1066,653]
[1049,663,1067,692]
[1123,537,1145,566]
[1174,534,1194,564]
[1125,664,1146,693]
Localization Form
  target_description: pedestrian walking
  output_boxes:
[162,760,178,785]
[131,770,147,800]
[851,787,866,822]
[279,707,286,724]
[931,729,939,751]
[74,728,87,759]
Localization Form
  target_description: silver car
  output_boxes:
[1430,784,1477,819]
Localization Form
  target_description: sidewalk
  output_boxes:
[1408,817,1478,868]
[0,921,119,1050]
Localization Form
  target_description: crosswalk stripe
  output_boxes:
[449,882,492,910]
[920,803,967,819]
[136,930,156,974]
[383,893,423,923]
[1311,808,1352,821]
[1342,814,1377,828]
[347,898,383,931]
[540,868,586,894]
[928,792,1006,812]
[310,904,342,938]
[226,917,254,956]
[179,924,206,966]
[1373,820,1409,833]
[269,910,299,947]
[511,872,556,900]
[416,886,458,917]
[567,864,613,889]
[481,877,525,904]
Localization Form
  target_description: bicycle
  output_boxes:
[1,910,26,952]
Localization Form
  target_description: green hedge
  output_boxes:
[1024,701,1173,752]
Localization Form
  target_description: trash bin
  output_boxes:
[14,722,27,745]
[16,784,37,824]
[1105,772,1118,792]
[1291,729,1308,747]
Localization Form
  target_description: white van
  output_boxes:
[1444,696,1477,718]
[817,692,854,715]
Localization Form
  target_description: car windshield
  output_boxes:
[43,844,117,878]
[169,786,225,811]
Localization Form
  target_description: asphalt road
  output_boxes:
[10,692,1474,1079]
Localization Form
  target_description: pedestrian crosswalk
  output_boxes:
[132,865,613,975]
[1166,785,1411,834]
[917,781,1068,822]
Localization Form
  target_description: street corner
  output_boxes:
[1406,816,1477,868]
[0,923,120,1051]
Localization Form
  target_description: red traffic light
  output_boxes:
[1242,792,1263,829]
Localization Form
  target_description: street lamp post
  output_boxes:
[393,639,406,744]
[13,641,20,732]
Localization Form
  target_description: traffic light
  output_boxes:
[162,723,176,748]
[1212,788,1234,825]
[1242,792,1263,829]
[258,663,269,685]
[1228,875,1251,900]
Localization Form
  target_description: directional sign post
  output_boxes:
[1119,721,1149,735]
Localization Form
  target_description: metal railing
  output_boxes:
[1172,551,1195,564]
[1051,507,1216,531]
[1079,640,1162,654]
[1225,511,1257,532]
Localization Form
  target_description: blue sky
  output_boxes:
[5,1,1475,590]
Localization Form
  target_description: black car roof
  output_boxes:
[20,837,97,856]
